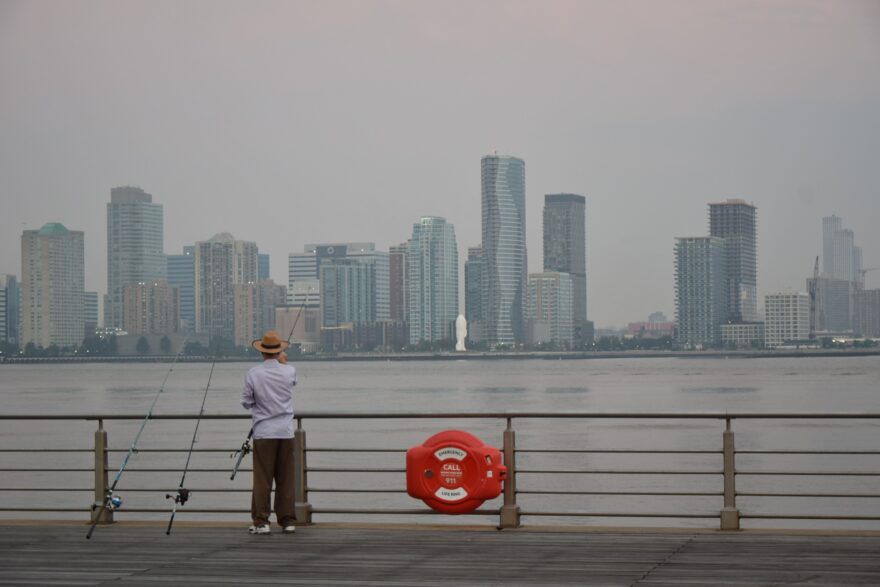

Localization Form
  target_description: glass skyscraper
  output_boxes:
[105,186,165,329]
[481,154,527,346]
[167,246,195,332]
[407,217,458,344]
[543,193,587,336]
[464,246,483,330]
[709,199,758,323]
[674,236,727,347]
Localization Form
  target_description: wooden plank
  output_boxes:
[0,526,878,586]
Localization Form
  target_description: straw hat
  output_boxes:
[251,330,289,354]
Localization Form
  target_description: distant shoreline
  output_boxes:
[2,348,878,364]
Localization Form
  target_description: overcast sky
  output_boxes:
[1,0,878,328]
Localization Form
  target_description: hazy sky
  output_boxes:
[1,0,878,327]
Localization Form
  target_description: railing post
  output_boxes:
[293,419,312,524]
[92,419,112,524]
[721,417,740,530]
[499,417,520,529]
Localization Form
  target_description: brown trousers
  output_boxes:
[251,438,295,526]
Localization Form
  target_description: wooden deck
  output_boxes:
[2,523,880,586]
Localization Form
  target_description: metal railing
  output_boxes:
[1,413,879,530]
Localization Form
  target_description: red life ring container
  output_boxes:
[406,430,507,514]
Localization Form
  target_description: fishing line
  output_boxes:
[165,360,215,535]
[86,340,188,539]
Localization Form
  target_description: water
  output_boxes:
[1,356,879,529]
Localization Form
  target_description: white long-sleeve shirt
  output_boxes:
[241,359,298,439]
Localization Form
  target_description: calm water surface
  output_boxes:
[1,356,878,528]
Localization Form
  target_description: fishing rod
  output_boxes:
[86,341,188,539]
[230,289,311,480]
[165,361,216,535]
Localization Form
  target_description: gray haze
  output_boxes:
[1,0,878,328]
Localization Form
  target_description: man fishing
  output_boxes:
[241,330,298,535]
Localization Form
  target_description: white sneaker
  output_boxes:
[249,524,270,535]
[282,525,296,534]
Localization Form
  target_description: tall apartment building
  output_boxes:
[709,199,758,323]
[122,280,180,335]
[764,292,810,348]
[194,233,258,341]
[481,154,527,346]
[0,275,19,347]
[464,246,483,340]
[233,280,286,347]
[389,242,409,323]
[674,236,727,347]
[526,271,574,347]
[167,246,195,332]
[21,223,85,348]
[320,259,377,327]
[105,186,165,329]
[407,217,458,344]
[543,193,587,337]
[288,243,389,319]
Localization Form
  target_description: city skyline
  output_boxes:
[1,1,879,328]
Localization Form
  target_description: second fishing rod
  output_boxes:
[230,290,311,480]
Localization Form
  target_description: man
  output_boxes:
[241,330,298,535]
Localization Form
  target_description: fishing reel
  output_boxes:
[232,438,252,459]
[93,494,123,511]
[166,488,190,506]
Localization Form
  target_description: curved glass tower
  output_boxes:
[481,154,527,345]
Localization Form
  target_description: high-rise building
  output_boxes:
[233,280,286,347]
[806,276,852,333]
[21,223,85,348]
[853,289,880,337]
[194,233,258,341]
[122,280,180,335]
[320,259,377,327]
[389,242,409,323]
[464,246,483,339]
[83,291,98,338]
[481,154,527,346]
[167,246,195,332]
[258,253,270,281]
[764,292,810,348]
[0,275,19,347]
[105,186,165,329]
[407,217,458,344]
[822,215,858,282]
[543,193,587,337]
[674,236,727,347]
[289,243,389,320]
[526,271,574,347]
[709,199,758,323]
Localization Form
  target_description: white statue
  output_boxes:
[455,314,467,351]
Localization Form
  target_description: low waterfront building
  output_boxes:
[526,271,574,347]
[764,292,810,348]
[720,322,765,348]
